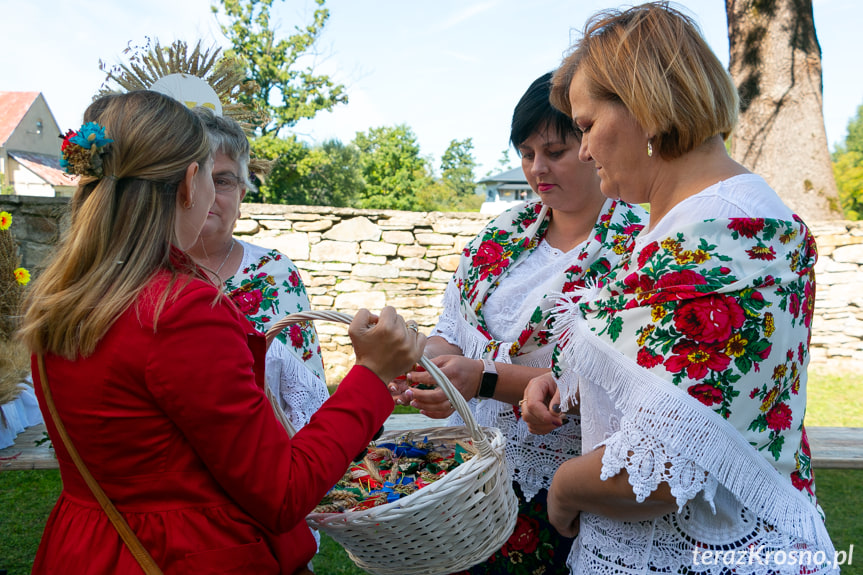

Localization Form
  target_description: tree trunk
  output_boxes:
[726,0,842,222]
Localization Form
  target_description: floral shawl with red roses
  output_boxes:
[224,243,327,429]
[444,198,645,504]
[450,198,646,365]
[551,215,836,568]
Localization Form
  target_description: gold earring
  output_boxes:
[647,140,653,157]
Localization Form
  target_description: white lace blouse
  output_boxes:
[432,238,583,500]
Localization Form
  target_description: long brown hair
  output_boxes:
[20,91,211,358]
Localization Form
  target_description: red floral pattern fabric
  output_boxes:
[450,486,573,575]
[455,199,646,360]
[224,248,324,382]
[551,215,835,567]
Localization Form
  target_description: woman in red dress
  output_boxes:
[20,90,425,574]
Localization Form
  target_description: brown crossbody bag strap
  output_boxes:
[37,353,164,575]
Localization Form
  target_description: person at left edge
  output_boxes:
[20,90,425,575]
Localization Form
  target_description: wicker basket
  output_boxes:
[266,311,518,575]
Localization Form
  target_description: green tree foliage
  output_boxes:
[352,125,431,210]
[248,134,306,203]
[832,103,863,220]
[833,152,863,220]
[413,180,484,212]
[841,104,863,155]
[213,0,347,135]
[298,140,365,207]
[440,138,477,198]
[249,124,484,211]
[251,136,363,206]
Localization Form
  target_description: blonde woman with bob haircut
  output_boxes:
[521,3,837,573]
[21,90,425,575]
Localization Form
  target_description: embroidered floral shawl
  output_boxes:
[552,215,836,569]
[453,199,646,363]
[224,247,326,387]
[442,199,646,501]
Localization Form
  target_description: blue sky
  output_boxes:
[3,0,860,178]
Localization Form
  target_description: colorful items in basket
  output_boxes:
[314,435,477,513]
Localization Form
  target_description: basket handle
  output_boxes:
[265,311,493,457]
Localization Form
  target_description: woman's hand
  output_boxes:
[521,372,566,435]
[388,336,465,407]
[396,355,483,418]
[547,466,582,538]
[547,448,678,536]
[350,307,426,384]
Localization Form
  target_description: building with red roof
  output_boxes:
[0,91,76,196]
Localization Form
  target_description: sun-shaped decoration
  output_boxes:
[96,38,271,176]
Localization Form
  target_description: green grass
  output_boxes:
[328,367,863,426]
[1,468,860,574]
[806,365,863,427]
[1,370,858,574]
[818,469,863,574]
[0,469,60,575]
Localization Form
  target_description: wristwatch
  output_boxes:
[477,358,498,399]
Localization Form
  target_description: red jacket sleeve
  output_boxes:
[145,281,393,532]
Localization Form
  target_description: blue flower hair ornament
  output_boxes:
[60,122,113,178]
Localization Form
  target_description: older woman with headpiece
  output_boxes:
[395,72,647,574]
[521,3,837,573]
[21,90,424,574]
[186,107,328,432]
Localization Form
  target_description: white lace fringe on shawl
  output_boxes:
[433,281,582,500]
[265,338,330,431]
[550,289,835,554]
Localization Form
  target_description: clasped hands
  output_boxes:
[388,355,571,432]
[388,354,482,418]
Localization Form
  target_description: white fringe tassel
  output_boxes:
[557,309,834,551]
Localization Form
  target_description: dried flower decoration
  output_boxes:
[60,122,114,178]
[13,268,30,286]
[1,208,30,402]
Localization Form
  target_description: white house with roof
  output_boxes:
[0,91,76,196]
[477,167,536,214]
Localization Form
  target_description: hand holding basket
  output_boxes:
[266,310,518,575]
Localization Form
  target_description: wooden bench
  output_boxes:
[2,420,861,471]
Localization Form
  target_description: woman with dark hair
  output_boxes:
[395,73,647,573]
[522,3,836,573]
[21,90,424,575]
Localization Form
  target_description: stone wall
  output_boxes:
[3,195,862,381]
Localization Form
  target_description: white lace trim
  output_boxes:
[430,280,493,361]
[266,339,330,431]
[434,283,581,499]
[599,418,718,512]
[550,295,834,553]
[482,239,588,343]
[448,399,582,501]
[572,507,839,574]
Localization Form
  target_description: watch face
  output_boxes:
[479,371,498,398]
